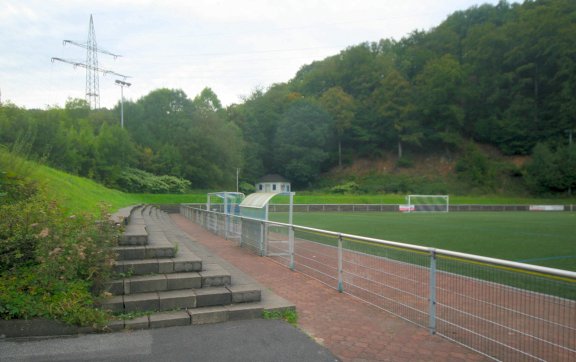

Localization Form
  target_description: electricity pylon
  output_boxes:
[51,14,128,109]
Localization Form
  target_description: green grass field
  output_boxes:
[271,211,576,272]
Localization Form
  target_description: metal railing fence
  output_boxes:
[180,205,576,362]
[184,203,576,212]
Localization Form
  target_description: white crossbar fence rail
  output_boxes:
[180,205,576,362]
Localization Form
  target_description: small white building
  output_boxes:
[255,174,291,193]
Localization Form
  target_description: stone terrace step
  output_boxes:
[119,223,148,246]
[113,303,265,330]
[115,224,176,261]
[106,264,232,295]
[113,250,202,276]
[102,285,261,313]
[129,206,147,224]
[106,273,201,295]
[110,205,138,225]
[114,244,175,261]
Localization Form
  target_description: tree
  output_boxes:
[524,143,576,194]
[94,124,136,186]
[231,84,294,181]
[319,87,355,167]
[369,68,421,159]
[193,87,223,115]
[64,98,90,120]
[415,54,465,153]
[274,100,331,187]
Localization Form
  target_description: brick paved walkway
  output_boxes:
[172,214,488,362]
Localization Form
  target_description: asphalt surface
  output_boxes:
[0,319,339,362]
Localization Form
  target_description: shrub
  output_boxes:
[0,270,108,327]
[330,181,360,194]
[0,196,49,272]
[525,143,576,195]
[0,193,118,326]
[116,168,191,193]
[239,181,255,194]
[455,144,496,189]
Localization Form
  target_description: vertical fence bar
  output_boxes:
[289,225,295,270]
[428,248,437,335]
[338,233,343,293]
[259,221,265,256]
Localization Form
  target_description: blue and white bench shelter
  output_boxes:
[239,191,295,263]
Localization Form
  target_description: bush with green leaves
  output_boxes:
[239,181,255,194]
[525,143,576,195]
[116,167,191,193]
[455,144,496,189]
[330,181,360,194]
[0,197,118,327]
[1,150,119,326]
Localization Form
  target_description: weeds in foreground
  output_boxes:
[263,309,298,327]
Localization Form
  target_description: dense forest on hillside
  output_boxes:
[1,0,575,195]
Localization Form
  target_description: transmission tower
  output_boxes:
[86,15,100,109]
[52,14,128,109]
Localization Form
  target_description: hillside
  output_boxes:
[1,0,574,196]
[233,0,576,194]
[318,144,528,195]
[32,163,139,214]
[8,158,204,214]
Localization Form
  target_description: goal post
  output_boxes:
[406,195,449,212]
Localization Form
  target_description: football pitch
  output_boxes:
[270,211,576,272]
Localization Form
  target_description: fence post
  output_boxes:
[338,233,343,293]
[429,248,437,335]
[239,218,244,247]
[289,225,295,270]
[259,221,265,256]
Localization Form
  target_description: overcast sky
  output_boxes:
[1,0,519,110]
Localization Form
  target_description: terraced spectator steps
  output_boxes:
[102,205,263,326]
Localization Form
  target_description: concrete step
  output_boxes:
[114,303,266,330]
[111,205,138,225]
[113,251,202,276]
[106,273,201,295]
[114,245,175,260]
[128,206,146,224]
[119,223,148,246]
[102,285,261,313]
[107,264,232,295]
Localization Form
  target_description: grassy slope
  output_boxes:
[39,166,139,214]
[33,165,205,214]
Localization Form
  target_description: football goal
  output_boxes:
[406,195,449,212]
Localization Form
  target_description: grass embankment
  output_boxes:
[34,165,205,214]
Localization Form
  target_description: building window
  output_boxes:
[272,184,277,191]
[259,184,263,190]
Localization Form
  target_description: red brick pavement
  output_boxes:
[172,214,488,362]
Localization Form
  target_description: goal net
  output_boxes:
[406,195,449,212]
